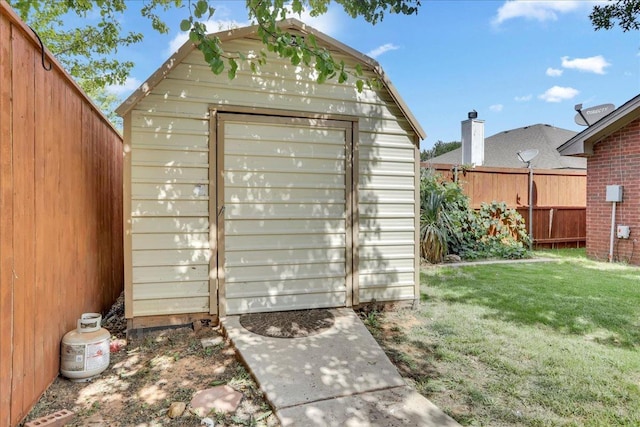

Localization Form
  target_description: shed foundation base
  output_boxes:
[126,313,218,338]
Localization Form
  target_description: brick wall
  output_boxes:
[586,117,640,265]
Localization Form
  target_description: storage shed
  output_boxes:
[116,19,425,328]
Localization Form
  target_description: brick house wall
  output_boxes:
[586,117,640,265]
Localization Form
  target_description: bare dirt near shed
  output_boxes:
[21,295,279,427]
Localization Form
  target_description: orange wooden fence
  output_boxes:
[424,163,587,247]
[0,2,123,425]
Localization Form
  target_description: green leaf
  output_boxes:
[210,57,224,74]
[291,0,303,15]
[227,58,238,79]
[195,0,208,18]
[308,34,318,48]
[180,19,191,32]
[291,51,301,66]
[302,50,311,66]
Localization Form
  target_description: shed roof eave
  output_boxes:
[115,41,197,117]
[114,18,425,141]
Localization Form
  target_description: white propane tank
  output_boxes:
[60,313,111,382]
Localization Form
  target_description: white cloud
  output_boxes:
[515,94,533,102]
[561,55,611,74]
[546,67,563,77]
[492,0,595,26]
[489,104,504,112]
[538,86,579,103]
[292,8,342,35]
[106,77,142,96]
[367,43,400,59]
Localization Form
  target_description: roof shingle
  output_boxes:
[427,124,585,169]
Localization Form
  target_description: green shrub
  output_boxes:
[460,201,530,260]
[420,191,450,263]
[419,168,530,262]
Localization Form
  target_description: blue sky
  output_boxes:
[105,0,640,151]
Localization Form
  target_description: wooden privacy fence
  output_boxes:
[424,163,587,248]
[515,207,586,248]
[0,2,124,425]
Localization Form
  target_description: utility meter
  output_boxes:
[617,225,631,239]
[606,185,623,202]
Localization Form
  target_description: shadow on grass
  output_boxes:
[357,309,473,423]
[424,263,640,348]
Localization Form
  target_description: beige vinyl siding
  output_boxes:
[126,34,418,316]
[222,119,349,314]
[129,110,212,316]
[358,136,417,303]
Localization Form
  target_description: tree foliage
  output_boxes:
[10,0,421,96]
[420,140,461,161]
[9,0,179,94]
[590,0,640,32]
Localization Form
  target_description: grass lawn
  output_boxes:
[366,249,640,426]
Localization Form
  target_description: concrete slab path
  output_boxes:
[222,308,460,427]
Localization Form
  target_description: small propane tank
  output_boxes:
[60,313,111,382]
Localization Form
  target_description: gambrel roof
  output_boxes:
[116,18,425,140]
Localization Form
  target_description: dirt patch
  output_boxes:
[239,309,335,338]
[21,294,279,427]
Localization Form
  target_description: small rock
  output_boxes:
[167,402,186,419]
[201,336,224,348]
[109,339,126,353]
[193,320,203,332]
[201,417,215,427]
[444,254,462,263]
[190,385,243,417]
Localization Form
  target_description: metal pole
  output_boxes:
[529,164,533,251]
[609,201,616,262]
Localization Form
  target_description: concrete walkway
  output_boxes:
[221,308,460,427]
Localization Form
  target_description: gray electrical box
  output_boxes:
[606,185,623,202]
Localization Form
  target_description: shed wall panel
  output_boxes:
[132,297,209,316]
[129,111,212,316]
[132,249,211,266]
[225,247,346,266]
[225,219,345,235]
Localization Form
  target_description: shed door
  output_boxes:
[217,114,353,315]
